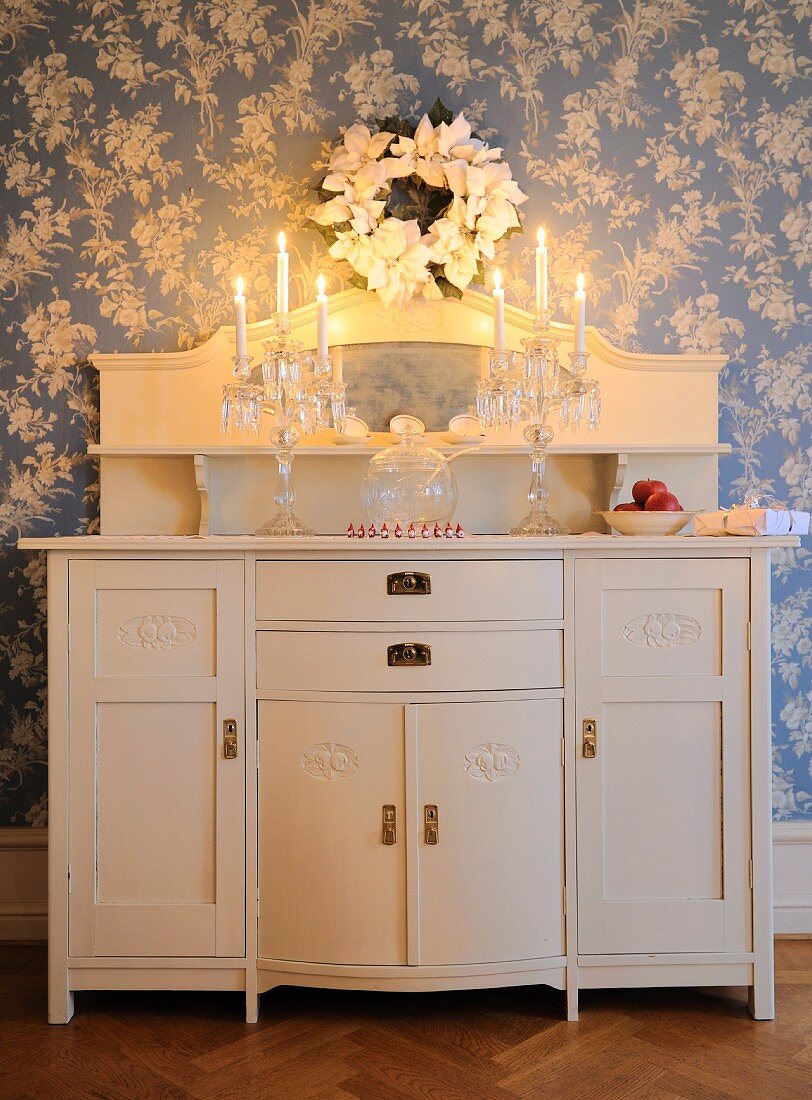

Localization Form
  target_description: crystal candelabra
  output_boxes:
[220,315,346,536]
[476,309,601,536]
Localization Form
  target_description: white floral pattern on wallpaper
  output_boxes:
[0,0,810,824]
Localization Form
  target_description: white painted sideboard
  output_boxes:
[20,290,797,1024]
[20,534,793,1025]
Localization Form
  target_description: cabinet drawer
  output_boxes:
[255,559,563,623]
[257,628,563,693]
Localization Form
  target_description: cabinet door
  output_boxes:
[259,700,407,965]
[575,558,751,955]
[68,560,245,958]
[417,699,564,965]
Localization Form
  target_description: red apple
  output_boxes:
[632,478,668,507]
[645,491,683,512]
[614,502,642,511]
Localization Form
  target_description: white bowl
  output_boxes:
[598,510,695,536]
[390,414,425,436]
[334,415,370,443]
[447,414,483,441]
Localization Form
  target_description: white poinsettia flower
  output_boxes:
[480,160,528,205]
[311,194,353,226]
[476,195,522,240]
[446,194,480,232]
[348,199,386,235]
[391,114,445,188]
[425,216,481,291]
[445,159,490,198]
[330,123,395,173]
[322,171,349,193]
[328,229,375,274]
[436,113,474,158]
[470,144,503,166]
[364,218,432,309]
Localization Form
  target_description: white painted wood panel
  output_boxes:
[575,557,752,956]
[258,700,407,965]
[68,559,245,959]
[416,700,565,965]
[255,559,564,622]
[256,628,563,694]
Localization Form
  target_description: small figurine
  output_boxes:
[455,523,464,538]
[407,522,416,538]
[394,522,403,538]
[357,523,365,539]
[421,523,430,539]
[368,522,377,538]
[444,522,454,538]
[381,522,389,539]
[433,522,442,538]
[347,523,355,538]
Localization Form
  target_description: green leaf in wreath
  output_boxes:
[377,115,415,139]
[348,271,368,291]
[435,275,463,300]
[428,98,454,127]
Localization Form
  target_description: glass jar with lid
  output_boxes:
[361,427,458,529]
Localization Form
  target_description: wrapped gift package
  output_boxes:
[695,506,810,537]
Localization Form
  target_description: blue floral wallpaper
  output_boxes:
[0,1,810,826]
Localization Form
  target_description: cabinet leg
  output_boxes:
[49,985,74,1025]
[565,979,578,1022]
[245,990,260,1024]
[748,977,775,1021]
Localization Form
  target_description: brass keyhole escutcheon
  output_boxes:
[424,805,439,845]
[583,718,597,759]
[403,576,416,590]
[387,642,432,667]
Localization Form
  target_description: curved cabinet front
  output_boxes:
[258,697,564,969]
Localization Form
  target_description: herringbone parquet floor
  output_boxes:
[1,942,811,1099]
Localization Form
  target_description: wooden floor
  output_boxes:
[2,943,811,1099]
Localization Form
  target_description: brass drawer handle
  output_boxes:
[382,805,396,845]
[387,642,431,667]
[387,571,431,595]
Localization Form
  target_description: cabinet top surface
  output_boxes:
[17,534,799,553]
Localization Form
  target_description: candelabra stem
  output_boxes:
[255,442,314,537]
[510,424,569,537]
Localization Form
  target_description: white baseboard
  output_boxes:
[773,822,812,935]
[0,827,47,941]
[0,823,810,942]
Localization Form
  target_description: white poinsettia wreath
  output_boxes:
[311,100,527,310]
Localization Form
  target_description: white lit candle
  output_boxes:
[316,273,328,357]
[276,231,289,314]
[233,275,247,359]
[573,272,586,356]
[493,269,505,351]
[535,226,548,313]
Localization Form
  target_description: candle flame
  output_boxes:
[235,275,244,296]
[537,226,545,248]
[493,269,502,291]
[316,273,326,296]
[277,231,286,253]
[576,272,585,293]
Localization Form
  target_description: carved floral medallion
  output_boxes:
[465,742,520,782]
[623,612,702,649]
[118,615,197,650]
[301,742,359,781]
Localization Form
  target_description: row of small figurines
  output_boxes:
[347,522,465,539]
